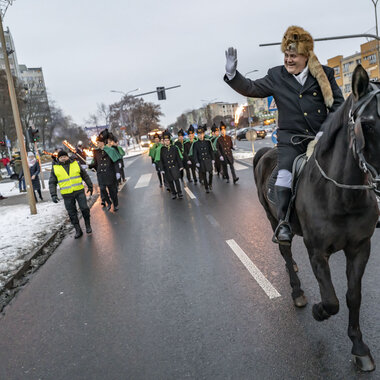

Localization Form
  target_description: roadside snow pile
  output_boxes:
[0,180,50,197]
[233,151,254,159]
[0,201,67,288]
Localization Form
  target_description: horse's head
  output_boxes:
[350,65,380,190]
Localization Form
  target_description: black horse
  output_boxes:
[253,65,379,372]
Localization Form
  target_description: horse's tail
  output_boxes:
[253,147,272,170]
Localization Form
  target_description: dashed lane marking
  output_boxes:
[205,214,220,228]
[226,239,281,299]
[184,186,196,199]
[134,173,152,188]
[234,162,249,171]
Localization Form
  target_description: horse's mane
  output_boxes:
[315,95,354,156]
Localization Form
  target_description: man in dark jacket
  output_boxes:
[224,25,344,245]
[174,129,190,183]
[193,125,215,193]
[210,124,221,177]
[216,122,239,184]
[157,131,184,199]
[184,125,198,184]
[49,150,93,238]
[89,133,119,211]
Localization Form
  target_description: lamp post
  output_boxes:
[244,70,259,127]
[0,1,37,214]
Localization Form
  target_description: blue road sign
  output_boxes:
[271,130,278,144]
[267,96,277,111]
[5,138,11,148]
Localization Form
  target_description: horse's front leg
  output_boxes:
[279,245,307,307]
[306,246,340,321]
[344,240,375,372]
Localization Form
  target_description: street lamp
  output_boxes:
[110,88,139,96]
[0,0,37,214]
[244,70,259,127]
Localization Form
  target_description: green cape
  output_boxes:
[103,146,122,162]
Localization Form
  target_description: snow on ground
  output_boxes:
[0,201,67,288]
[0,180,50,197]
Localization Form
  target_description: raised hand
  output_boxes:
[225,47,238,78]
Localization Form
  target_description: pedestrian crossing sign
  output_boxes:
[267,96,277,111]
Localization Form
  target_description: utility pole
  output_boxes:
[0,1,37,214]
[372,0,379,37]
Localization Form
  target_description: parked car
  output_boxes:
[236,128,249,141]
[253,126,267,139]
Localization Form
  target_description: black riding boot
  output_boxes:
[74,224,83,239]
[273,186,293,245]
[84,216,92,234]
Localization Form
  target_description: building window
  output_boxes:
[344,84,351,93]
[336,75,341,80]
[364,54,377,64]
[343,62,351,73]
[356,59,361,65]
[334,66,340,75]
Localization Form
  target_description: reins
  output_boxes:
[313,85,380,195]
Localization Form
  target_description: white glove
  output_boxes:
[160,171,165,175]
[225,47,238,80]
[152,163,156,167]
[116,172,121,180]
[196,163,200,168]
[220,156,224,161]
[180,167,183,171]
[187,160,192,165]
[212,160,215,164]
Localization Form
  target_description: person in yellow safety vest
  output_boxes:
[49,150,93,239]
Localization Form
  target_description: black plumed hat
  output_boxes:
[187,125,195,134]
[177,129,185,136]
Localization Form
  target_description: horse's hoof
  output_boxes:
[353,354,376,372]
[294,294,308,308]
[312,303,330,321]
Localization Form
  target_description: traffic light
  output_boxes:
[157,86,166,100]
[28,127,39,142]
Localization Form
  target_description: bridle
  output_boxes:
[315,84,380,195]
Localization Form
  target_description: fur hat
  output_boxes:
[281,25,333,108]
[188,125,195,134]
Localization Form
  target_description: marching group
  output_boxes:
[149,121,239,199]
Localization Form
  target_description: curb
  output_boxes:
[0,192,99,311]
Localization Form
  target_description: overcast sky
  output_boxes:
[4,0,378,127]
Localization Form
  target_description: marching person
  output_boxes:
[174,129,190,183]
[49,150,93,238]
[184,125,198,184]
[192,125,215,193]
[108,134,126,185]
[156,131,184,199]
[224,25,344,244]
[210,124,222,177]
[89,132,120,211]
[149,133,164,187]
[216,122,239,184]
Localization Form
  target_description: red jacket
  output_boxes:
[1,157,10,166]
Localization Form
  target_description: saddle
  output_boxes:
[267,153,308,204]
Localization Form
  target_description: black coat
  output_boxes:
[88,148,117,186]
[216,135,234,164]
[193,139,214,172]
[159,144,183,182]
[224,66,344,144]
[184,139,197,164]
[29,161,41,190]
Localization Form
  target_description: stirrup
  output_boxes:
[272,220,292,245]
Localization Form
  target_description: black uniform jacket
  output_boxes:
[216,135,234,164]
[159,144,183,182]
[184,139,196,164]
[193,139,215,172]
[88,148,117,186]
[174,140,188,163]
[224,66,344,144]
[49,159,93,199]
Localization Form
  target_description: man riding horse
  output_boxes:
[224,25,344,245]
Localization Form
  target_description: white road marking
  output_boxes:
[234,162,249,171]
[206,214,220,228]
[134,173,152,188]
[184,187,196,199]
[226,239,281,299]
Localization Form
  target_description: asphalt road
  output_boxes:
[0,152,380,379]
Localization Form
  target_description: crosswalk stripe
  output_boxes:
[134,173,152,188]
[234,162,249,171]
[226,239,281,299]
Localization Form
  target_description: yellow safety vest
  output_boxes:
[53,160,84,195]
